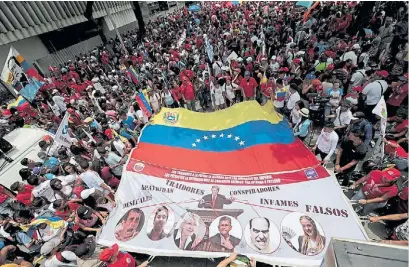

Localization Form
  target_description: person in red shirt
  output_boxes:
[0,185,17,217]
[388,112,408,140]
[67,108,82,126]
[387,75,408,117]
[171,81,185,108]
[53,199,81,222]
[260,75,276,105]
[239,71,258,100]
[10,182,33,206]
[99,243,149,267]
[179,66,194,82]
[384,138,408,171]
[350,168,401,215]
[180,79,196,111]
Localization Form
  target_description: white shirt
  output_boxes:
[212,61,223,77]
[362,80,388,105]
[80,170,105,192]
[340,51,357,66]
[333,107,353,127]
[52,96,67,112]
[136,109,149,124]
[286,91,300,110]
[44,251,77,267]
[211,84,225,99]
[270,62,280,72]
[113,139,126,157]
[350,69,366,88]
[224,83,238,100]
[316,130,339,161]
[32,180,55,201]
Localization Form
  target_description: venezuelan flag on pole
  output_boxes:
[131,101,318,175]
[127,66,139,85]
[134,91,152,118]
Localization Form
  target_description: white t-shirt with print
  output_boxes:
[333,107,353,127]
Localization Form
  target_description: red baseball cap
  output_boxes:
[382,168,401,181]
[376,70,389,78]
[327,64,335,71]
[312,79,321,86]
[293,58,301,64]
[351,86,363,92]
[99,244,119,262]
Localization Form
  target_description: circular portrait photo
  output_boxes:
[244,217,280,254]
[146,205,175,241]
[115,208,145,242]
[173,212,206,250]
[281,212,326,256]
[208,215,242,252]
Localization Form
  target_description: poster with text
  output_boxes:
[98,102,368,266]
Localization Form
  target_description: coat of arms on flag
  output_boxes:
[163,111,180,124]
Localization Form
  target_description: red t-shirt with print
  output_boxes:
[240,77,258,97]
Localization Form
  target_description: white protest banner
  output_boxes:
[372,96,388,160]
[93,82,106,94]
[98,102,368,266]
[226,51,238,63]
[54,112,72,147]
[372,96,387,136]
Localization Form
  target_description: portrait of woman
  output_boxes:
[147,206,174,241]
[281,212,326,256]
[173,212,204,250]
[298,215,326,256]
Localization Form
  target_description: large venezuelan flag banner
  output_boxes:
[98,101,368,266]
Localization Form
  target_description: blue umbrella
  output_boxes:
[188,5,201,12]
[296,1,313,9]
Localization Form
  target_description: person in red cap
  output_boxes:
[99,243,149,267]
[386,76,408,118]
[350,168,401,215]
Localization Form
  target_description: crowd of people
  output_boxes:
[0,1,408,266]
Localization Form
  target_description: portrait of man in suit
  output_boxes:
[209,216,241,252]
[198,186,234,209]
[247,217,277,254]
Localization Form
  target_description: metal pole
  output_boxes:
[105,3,128,55]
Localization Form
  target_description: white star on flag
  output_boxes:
[235,136,240,141]
[196,138,201,143]
[211,134,216,138]
[227,134,232,138]
[192,143,196,147]
[219,133,224,138]
[239,141,245,146]
[203,136,208,140]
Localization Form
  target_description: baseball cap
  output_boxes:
[80,188,96,200]
[352,112,365,119]
[52,89,59,95]
[244,71,251,76]
[293,58,301,64]
[77,206,93,220]
[352,44,360,50]
[271,55,277,60]
[33,167,42,175]
[376,70,389,78]
[382,168,401,181]
[236,57,243,62]
[100,244,119,262]
[311,79,321,86]
[351,86,363,92]
[399,73,409,81]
